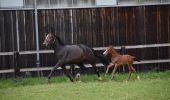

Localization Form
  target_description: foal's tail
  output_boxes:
[133,56,141,62]
[91,49,110,66]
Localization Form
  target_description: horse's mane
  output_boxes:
[55,36,65,45]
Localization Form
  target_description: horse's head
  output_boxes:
[43,33,56,47]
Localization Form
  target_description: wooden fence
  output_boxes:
[0,4,170,75]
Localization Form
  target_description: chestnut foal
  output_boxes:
[103,46,140,81]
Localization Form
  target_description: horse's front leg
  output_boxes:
[78,64,87,75]
[105,63,114,76]
[48,60,63,81]
[91,64,102,80]
[70,64,76,77]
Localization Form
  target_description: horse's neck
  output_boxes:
[52,37,65,52]
[56,36,65,45]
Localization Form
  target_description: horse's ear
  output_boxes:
[44,25,50,33]
[50,27,55,33]
[109,45,113,48]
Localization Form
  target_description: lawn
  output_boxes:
[0,71,170,100]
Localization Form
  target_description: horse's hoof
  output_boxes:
[77,80,82,83]
[71,79,74,82]
[98,77,102,81]
[137,76,140,80]
[75,73,81,82]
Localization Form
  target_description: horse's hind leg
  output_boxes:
[63,66,74,82]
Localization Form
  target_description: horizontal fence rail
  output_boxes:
[93,43,170,50]
[0,3,170,11]
[0,43,170,55]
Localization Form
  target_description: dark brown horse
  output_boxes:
[43,33,109,82]
[103,46,140,81]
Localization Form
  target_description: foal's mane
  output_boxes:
[109,46,120,55]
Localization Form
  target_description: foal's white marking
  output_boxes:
[103,49,108,55]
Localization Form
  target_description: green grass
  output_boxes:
[0,71,170,100]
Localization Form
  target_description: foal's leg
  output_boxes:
[131,66,140,80]
[127,59,137,81]
[111,65,118,80]
[127,69,132,81]
[127,63,133,81]
[105,63,114,75]
[128,59,140,80]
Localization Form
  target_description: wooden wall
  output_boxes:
[0,4,170,71]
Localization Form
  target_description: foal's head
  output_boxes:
[43,33,56,47]
[103,46,118,56]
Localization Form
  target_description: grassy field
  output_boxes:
[0,71,170,100]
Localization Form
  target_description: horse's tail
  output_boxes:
[77,44,109,65]
[91,48,110,66]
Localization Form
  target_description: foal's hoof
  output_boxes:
[111,77,115,80]
[46,79,51,84]
[137,76,140,80]
[98,77,102,81]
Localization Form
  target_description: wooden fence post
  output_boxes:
[13,51,20,78]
